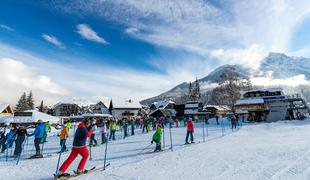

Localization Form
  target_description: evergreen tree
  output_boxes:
[15,92,28,112]
[26,91,34,110]
[39,100,44,112]
[109,100,113,115]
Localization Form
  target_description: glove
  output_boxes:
[151,141,153,144]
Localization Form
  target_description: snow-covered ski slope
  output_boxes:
[1,119,310,180]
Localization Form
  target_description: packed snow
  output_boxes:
[1,118,310,180]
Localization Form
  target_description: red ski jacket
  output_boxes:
[187,121,194,132]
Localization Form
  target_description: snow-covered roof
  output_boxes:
[82,113,113,118]
[204,105,231,111]
[0,103,10,113]
[235,98,264,105]
[13,110,60,124]
[112,99,141,109]
[152,100,175,109]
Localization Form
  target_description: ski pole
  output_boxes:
[16,137,28,165]
[138,144,152,154]
[206,123,209,137]
[221,119,224,136]
[169,123,173,151]
[103,138,108,170]
[162,126,165,148]
[41,142,45,157]
[89,140,92,161]
[6,144,9,162]
[202,121,205,143]
[55,139,66,177]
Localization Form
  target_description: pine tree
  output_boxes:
[26,91,34,110]
[15,92,28,112]
[109,100,113,115]
[39,100,44,112]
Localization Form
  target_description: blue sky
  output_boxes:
[1,0,310,105]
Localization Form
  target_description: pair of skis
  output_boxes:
[54,164,110,180]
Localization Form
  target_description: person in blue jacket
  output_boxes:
[28,120,46,158]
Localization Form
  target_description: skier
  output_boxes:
[89,122,98,146]
[175,117,179,128]
[0,126,8,153]
[185,118,194,144]
[215,115,220,125]
[59,124,69,152]
[231,116,237,129]
[28,120,46,158]
[123,118,128,139]
[109,121,117,141]
[101,122,107,144]
[14,125,28,157]
[130,118,135,135]
[42,121,51,143]
[5,126,17,149]
[56,121,92,178]
[151,125,162,152]
[142,117,148,133]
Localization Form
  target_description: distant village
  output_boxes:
[1,77,309,126]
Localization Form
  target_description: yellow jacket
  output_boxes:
[110,123,117,131]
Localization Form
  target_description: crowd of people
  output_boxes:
[0,114,242,178]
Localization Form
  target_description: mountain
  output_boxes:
[141,52,310,105]
[261,53,310,79]
[140,64,250,105]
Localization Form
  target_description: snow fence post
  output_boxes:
[169,122,173,151]
[221,119,224,136]
[162,125,165,148]
[103,137,108,170]
[202,121,205,143]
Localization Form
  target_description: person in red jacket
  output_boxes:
[231,116,238,129]
[185,118,194,144]
[56,121,92,178]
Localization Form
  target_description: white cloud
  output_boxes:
[41,34,64,48]
[0,24,14,31]
[125,27,139,35]
[54,0,310,68]
[251,74,310,87]
[76,24,109,44]
[0,57,69,105]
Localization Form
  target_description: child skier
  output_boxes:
[59,125,69,153]
[151,125,162,152]
[56,121,92,178]
[185,118,194,144]
[89,122,98,146]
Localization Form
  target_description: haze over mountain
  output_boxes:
[141,52,310,105]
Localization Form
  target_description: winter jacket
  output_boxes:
[45,122,51,133]
[16,128,28,138]
[91,125,98,134]
[60,127,69,140]
[110,123,117,131]
[187,121,194,132]
[152,127,162,143]
[30,123,46,138]
[101,124,107,134]
[231,117,238,123]
[73,122,91,148]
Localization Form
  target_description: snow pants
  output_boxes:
[14,136,25,155]
[0,137,6,152]
[131,125,135,135]
[34,138,42,155]
[89,134,97,146]
[60,139,67,152]
[185,131,194,143]
[109,130,116,140]
[59,146,89,173]
[231,122,237,129]
[101,133,107,144]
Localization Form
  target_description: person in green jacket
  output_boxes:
[151,125,162,152]
[42,121,51,143]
